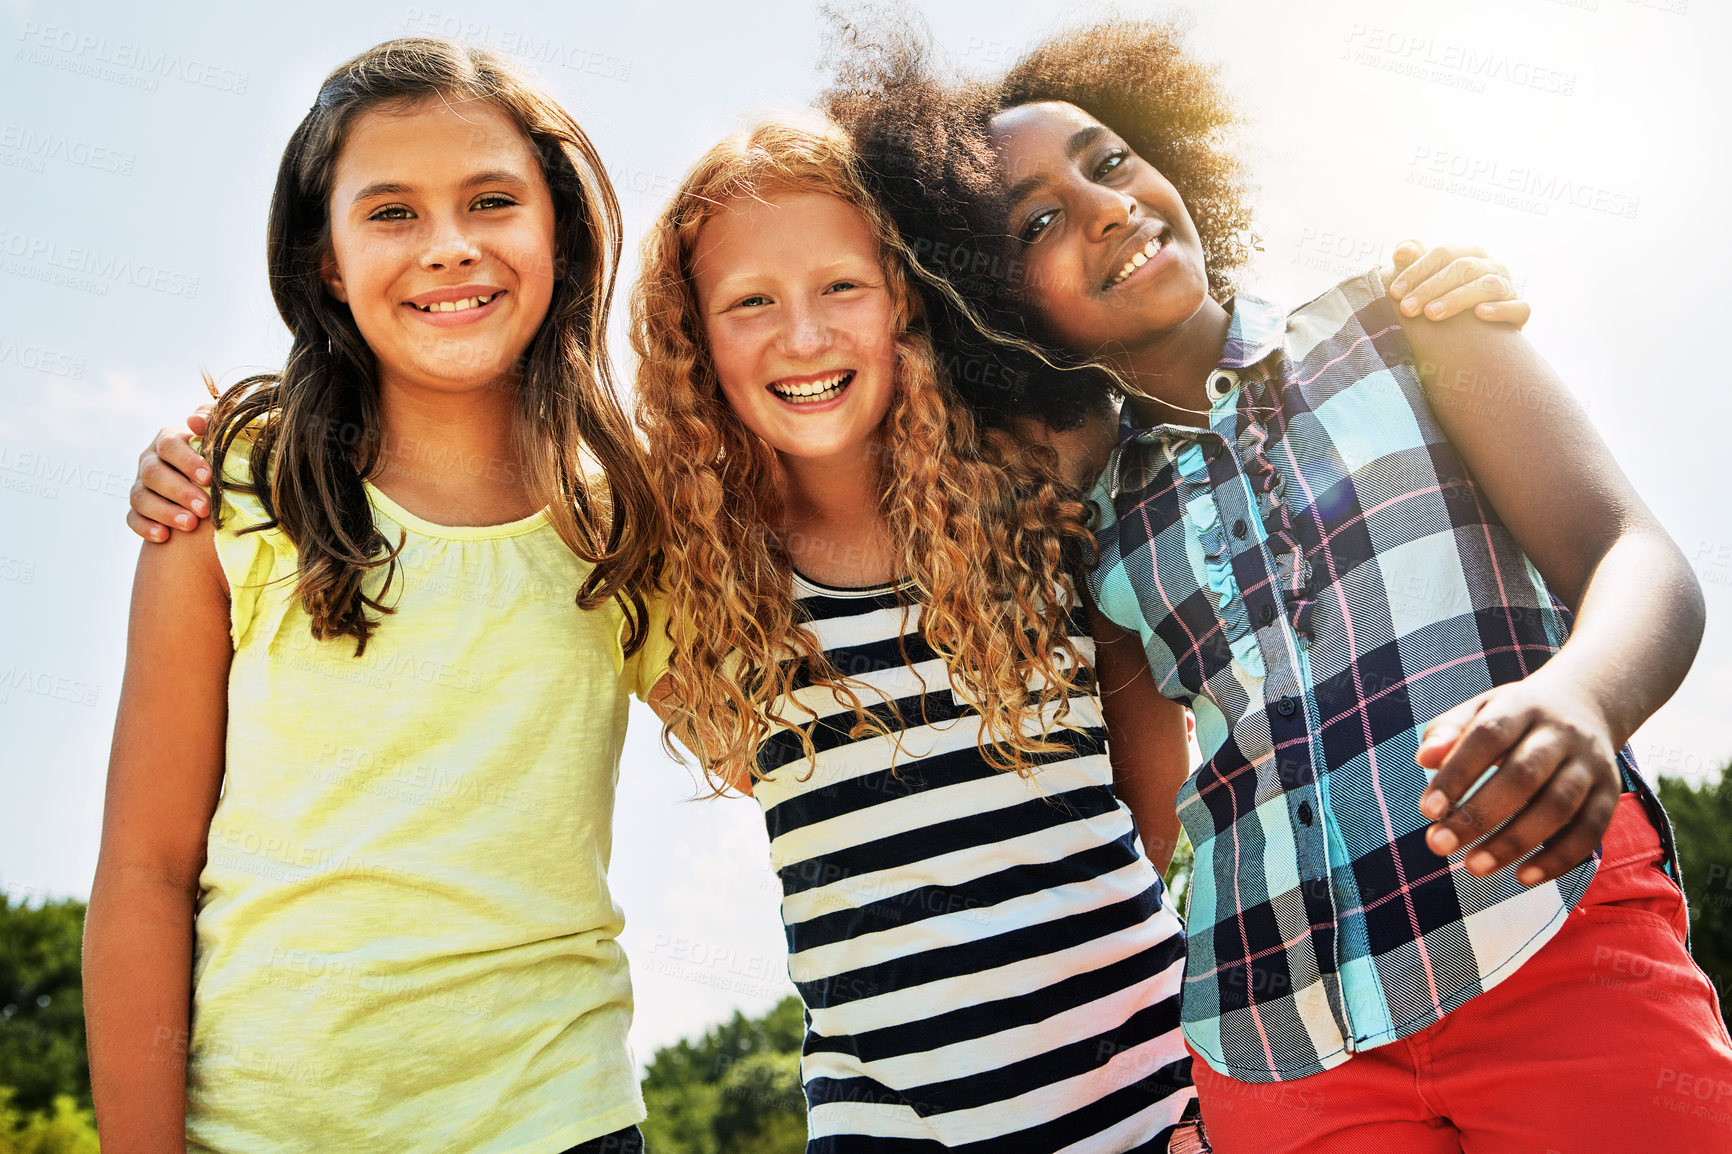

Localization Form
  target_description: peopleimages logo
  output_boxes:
[398,10,632,82]
[1343,24,1578,96]
[1408,148,1641,221]
[0,229,200,299]
[0,337,85,379]
[0,123,136,175]
[0,446,130,501]
[14,22,250,93]
[0,664,99,708]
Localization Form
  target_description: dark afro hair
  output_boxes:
[820,5,1255,432]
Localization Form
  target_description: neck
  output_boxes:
[1112,295,1233,428]
[371,371,535,525]
[778,440,895,588]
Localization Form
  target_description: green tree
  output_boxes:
[0,1089,99,1154]
[1659,769,1732,1023]
[641,997,805,1154]
[712,1050,805,1154]
[0,895,88,1113]
[1161,830,1195,922]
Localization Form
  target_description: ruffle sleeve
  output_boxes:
[614,584,674,704]
[204,433,299,653]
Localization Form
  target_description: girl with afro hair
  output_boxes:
[824,9,1727,1153]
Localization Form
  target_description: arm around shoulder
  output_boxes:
[1089,602,1190,872]
[1398,311,1705,737]
[84,520,232,1153]
[1398,312,1704,885]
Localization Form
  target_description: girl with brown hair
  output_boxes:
[85,39,664,1154]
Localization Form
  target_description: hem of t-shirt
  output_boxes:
[1182,878,1588,1083]
[497,1100,646,1154]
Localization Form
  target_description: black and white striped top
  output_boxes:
[754,573,1199,1152]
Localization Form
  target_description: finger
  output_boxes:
[1420,695,1531,822]
[1428,723,1563,859]
[1460,754,1591,877]
[158,429,213,489]
[1515,778,1621,886]
[126,508,171,544]
[140,457,211,521]
[142,426,173,461]
[1475,300,1530,330]
[1388,245,1487,305]
[1420,273,1517,322]
[1389,238,1426,275]
[129,485,200,534]
[1406,256,1499,311]
[1416,691,1493,774]
[187,405,212,433]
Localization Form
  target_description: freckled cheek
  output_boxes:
[847,305,900,368]
[704,326,763,401]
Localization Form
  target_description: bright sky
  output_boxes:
[2,0,1727,1060]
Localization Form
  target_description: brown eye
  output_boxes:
[1092,150,1128,181]
[1020,209,1057,244]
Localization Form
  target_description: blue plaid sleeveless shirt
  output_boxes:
[1086,269,1673,1083]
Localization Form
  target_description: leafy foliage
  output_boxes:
[1659,769,1732,1022]
[640,996,806,1154]
[1162,829,1195,922]
[0,896,87,1114]
[0,1090,99,1154]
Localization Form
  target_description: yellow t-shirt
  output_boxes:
[186,437,669,1154]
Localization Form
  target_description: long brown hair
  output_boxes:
[630,115,1096,787]
[206,38,661,654]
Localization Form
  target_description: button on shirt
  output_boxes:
[1086,270,1669,1083]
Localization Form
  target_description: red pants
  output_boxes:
[1192,792,1732,1153]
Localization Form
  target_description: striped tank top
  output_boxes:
[753,572,1200,1152]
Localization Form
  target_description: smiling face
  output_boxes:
[992,100,1212,358]
[690,191,899,468]
[323,96,557,397]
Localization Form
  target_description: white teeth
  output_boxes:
[769,371,853,402]
[416,292,499,313]
[1108,233,1165,287]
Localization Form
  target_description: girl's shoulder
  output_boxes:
[206,425,278,529]
[198,424,296,649]
[1282,268,1403,366]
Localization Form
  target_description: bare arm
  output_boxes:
[1399,312,1704,884]
[84,521,231,1152]
[1089,602,1190,872]
[646,673,754,798]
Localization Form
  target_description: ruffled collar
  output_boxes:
[1097,292,1287,479]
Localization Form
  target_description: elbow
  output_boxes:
[1650,529,1708,667]
[89,856,206,912]
[1679,559,1708,655]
